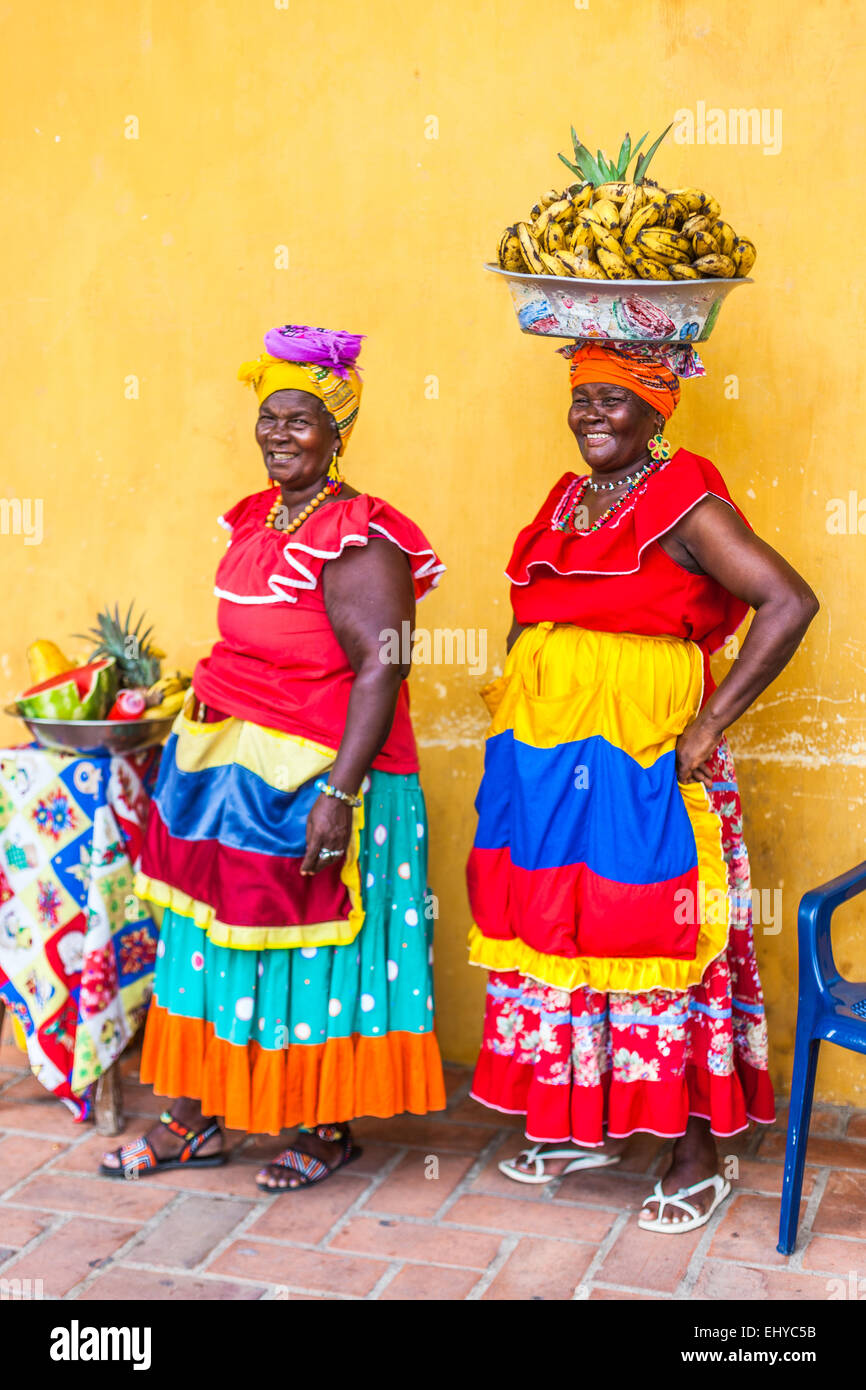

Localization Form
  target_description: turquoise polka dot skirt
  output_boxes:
[140,770,447,1131]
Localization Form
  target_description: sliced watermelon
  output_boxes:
[16,658,119,721]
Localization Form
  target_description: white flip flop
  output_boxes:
[498,1142,621,1185]
[637,1173,731,1233]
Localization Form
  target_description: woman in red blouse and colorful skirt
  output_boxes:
[100,325,447,1190]
[467,341,818,1232]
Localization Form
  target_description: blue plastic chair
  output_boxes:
[777,859,866,1254]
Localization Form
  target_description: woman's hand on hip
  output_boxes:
[675,716,722,787]
[301,795,353,875]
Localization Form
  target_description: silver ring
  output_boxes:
[317,847,343,861]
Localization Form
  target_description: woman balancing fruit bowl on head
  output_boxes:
[100,325,447,1190]
[466,338,819,1232]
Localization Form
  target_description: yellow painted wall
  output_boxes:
[2,1,864,1102]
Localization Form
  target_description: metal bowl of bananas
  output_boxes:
[491,127,756,342]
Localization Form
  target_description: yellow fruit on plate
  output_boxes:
[711,219,737,258]
[659,195,689,228]
[539,250,566,274]
[590,198,620,231]
[27,641,76,686]
[692,253,736,277]
[693,229,720,258]
[569,183,594,213]
[669,263,703,280]
[682,213,710,239]
[591,225,623,258]
[144,689,188,720]
[634,254,671,281]
[145,671,191,705]
[623,201,661,244]
[596,247,631,279]
[542,221,567,254]
[553,248,589,275]
[497,226,526,272]
[530,189,560,217]
[535,198,572,235]
[516,222,546,273]
[569,254,607,279]
[669,187,706,213]
[593,181,634,205]
[618,184,645,226]
[570,221,595,251]
[733,238,757,276]
[636,229,691,264]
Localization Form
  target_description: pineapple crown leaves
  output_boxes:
[558,122,673,187]
[72,601,163,687]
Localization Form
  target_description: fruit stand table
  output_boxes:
[0,740,161,1133]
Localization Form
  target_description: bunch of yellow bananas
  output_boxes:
[497,182,756,282]
[144,671,191,720]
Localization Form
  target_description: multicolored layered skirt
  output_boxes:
[133,701,446,1134]
[467,623,774,1143]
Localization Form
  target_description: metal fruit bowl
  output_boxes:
[2,705,177,756]
[485,263,751,342]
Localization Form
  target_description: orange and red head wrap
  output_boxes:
[560,340,706,420]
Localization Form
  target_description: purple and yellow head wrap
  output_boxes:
[238,325,364,454]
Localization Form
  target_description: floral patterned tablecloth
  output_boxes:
[0,741,161,1120]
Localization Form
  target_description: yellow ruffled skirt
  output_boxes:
[467,622,730,994]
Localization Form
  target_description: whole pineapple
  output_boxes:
[74,602,164,690]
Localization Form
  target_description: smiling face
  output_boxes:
[568,380,664,475]
[255,388,339,491]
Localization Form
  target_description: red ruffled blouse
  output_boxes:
[193,489,445,772]
[508,448,751,694]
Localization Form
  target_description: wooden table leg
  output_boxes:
[94,1059,124,1137]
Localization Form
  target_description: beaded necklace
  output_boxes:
[553,455,667,535]
[264,476,343,533]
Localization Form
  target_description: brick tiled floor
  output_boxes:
[2,1022,866,1301]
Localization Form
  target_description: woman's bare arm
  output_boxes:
[666,496,819,783]
[299,539,415,873]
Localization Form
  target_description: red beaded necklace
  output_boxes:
[553,455,668,535]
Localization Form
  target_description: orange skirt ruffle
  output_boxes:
[140,999,447,1135]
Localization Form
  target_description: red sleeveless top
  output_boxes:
[193,489,445,772]
[508,449,750,694]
